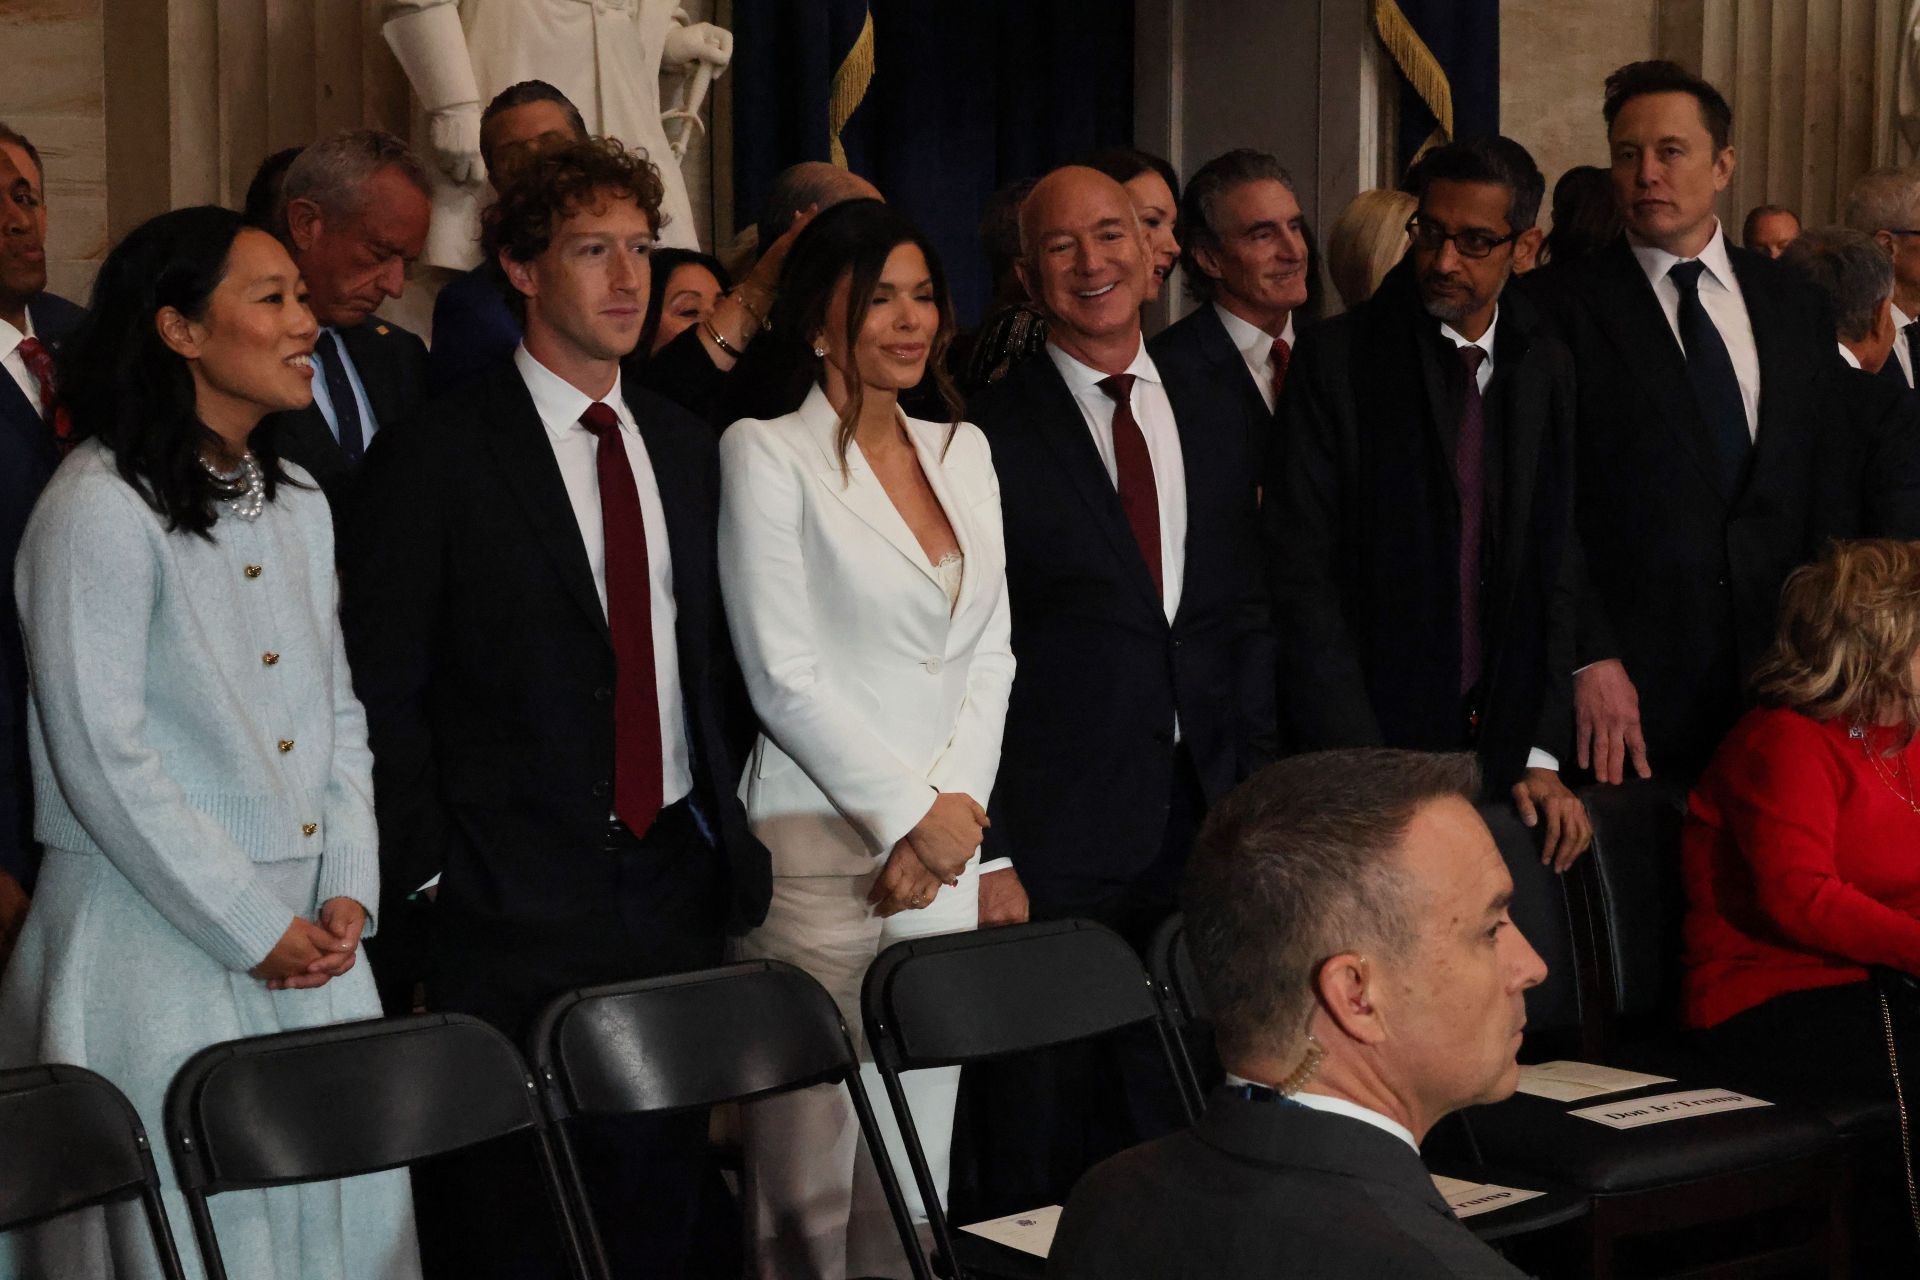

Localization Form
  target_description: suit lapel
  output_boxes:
[1583,242,1727,498]
[1195,303,1273,427]
[793,384,947,599]
[907,416,978,617]
[339,323,396,429]
[1732,250,1797,499]
[1024,357,1167,615]
[483,371,612,644]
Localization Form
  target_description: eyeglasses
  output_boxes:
[1405,216,1519,260]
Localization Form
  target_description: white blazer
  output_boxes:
[719,384,1015,878]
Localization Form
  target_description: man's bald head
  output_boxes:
[1015,166,1148,366]
[761,162,883,243]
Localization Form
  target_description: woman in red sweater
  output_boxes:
[1684,539,1920,1093]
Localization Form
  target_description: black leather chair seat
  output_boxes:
[1462,1084,1839,1195]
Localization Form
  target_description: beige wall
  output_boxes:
[1500,0,1659,209]
[0,0,109,301]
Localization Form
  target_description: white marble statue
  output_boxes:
[382,0,730,270]
[1898,0,1920,163]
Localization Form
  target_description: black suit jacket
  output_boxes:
[1530,238,1841,778]
[1269,263,1579,792]
[1050,1089,1528,1279]
[1816,362,1920,541]
[261,317,428,495]
[0,292,83,888]
[1149,301,1277,486]
[427,263,520,395]
[968,348,1273,911]
[338,363,771,942]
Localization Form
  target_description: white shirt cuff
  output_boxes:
[978,857,1013,876]
[1525,748,1559,773]
[414,874,441,895]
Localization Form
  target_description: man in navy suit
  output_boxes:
[427,80,588,394]
[0,126,82,897]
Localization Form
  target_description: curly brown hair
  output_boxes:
[1751,539,1920,732]
[481,137,667,318]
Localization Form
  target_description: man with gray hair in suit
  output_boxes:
[1051,749,1545,1279]
[1843,166,1920,389]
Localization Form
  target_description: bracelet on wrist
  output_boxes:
[702,318,740,355]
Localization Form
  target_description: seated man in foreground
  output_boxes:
[1050,748,1545,1279]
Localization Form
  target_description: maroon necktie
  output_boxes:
[1097,373,1163,596]
[1456,347,1487,695]
[580,401,663,835]
[15,336,70,446]
[1270,337,1291,409]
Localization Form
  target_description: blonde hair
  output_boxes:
[1751,539,1920,731]
[1327,189,1417,308]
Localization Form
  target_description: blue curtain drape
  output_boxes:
[1392,1,1500,176]
[731,0,1135,325]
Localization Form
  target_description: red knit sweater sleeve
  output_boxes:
[1721,710,1920,974]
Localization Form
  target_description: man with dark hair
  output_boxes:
[1152,149,1308,486]
[427,79,590,392]
[1051,748,1544,1279]
[1270,136,1590,870]
[1843,167,1920,390]
[1781,227,1920,538]
[240,145,304,242]
[0,127,80,913]
[1530,60,1843,783]
[1741,203,1800,258]
[759,160,880,246]
[260,129,432,498]
[341,136,766,1280]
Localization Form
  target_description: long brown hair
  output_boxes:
[1751,539,1920,733]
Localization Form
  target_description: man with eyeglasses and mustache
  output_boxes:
[1270,136,1592,873]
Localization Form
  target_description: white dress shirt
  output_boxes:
[1215,303,1296,414]
[1224,1072,1419,1153]
[1893,304,1916,385]
[1629,220,1761,440]
[0,309,46,419]
[516,344,692,807]
[309,327,382,447]
[1839,343,1863,371]
[1046,339,1187,623]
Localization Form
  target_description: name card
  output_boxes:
[1431,1174,1547,1219]
[1570,1088,1771,1129]
[960,1205,1062,1258]
[1515,1061,1675,1103]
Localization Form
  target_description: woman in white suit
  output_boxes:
[719,199,1014,1279]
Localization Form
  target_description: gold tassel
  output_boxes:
[1372,0,1454,142]
[828,10,876,169]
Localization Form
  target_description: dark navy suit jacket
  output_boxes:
[427,263,520,395]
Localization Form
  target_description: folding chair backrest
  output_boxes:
[165,1013,543,1191]
[863,919,1162,1070]
[1146,913,1208,1028]
[1479,801,1591,1051]
[0,1065,161,1229]
[1579,779,1690,1037]
[533,960,856,1116]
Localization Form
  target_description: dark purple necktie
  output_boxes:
[580,401,663,835]
[1456,346,1486,695]
[1097,373,1163,596]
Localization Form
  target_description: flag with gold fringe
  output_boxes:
[1373,0,1499,177]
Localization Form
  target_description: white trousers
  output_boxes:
[733,858,980,1280]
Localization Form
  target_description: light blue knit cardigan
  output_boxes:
[16,442,380,972]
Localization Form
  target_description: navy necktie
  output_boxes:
[1456,346,1487,696]
[1666,259,1751,493]
[316,330,366,464]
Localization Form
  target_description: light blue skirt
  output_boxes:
[0,848,420,1280]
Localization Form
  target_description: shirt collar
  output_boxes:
[0,307,34,363]
[1213,302,1295,363]
[515,344,631,440]
[1046,334,1162,395]
[1630,218,1738,295]
[1838,342,1863,370]
[1896,303,1916,330]
[1439,305,1499,363]
[1223,1071,1419,1153]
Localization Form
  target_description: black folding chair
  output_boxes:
[0,1063,187,1278]
[529,959,931,1280]
[164,1013,593,1280]
[862,919,1194,1280]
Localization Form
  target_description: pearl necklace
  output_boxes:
[202,451,265,521]
[1851,723,1920,815]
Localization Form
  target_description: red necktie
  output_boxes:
[15,336,70,446]
[1456,347,1487,696]
[580,401,663,835]
[1097,373,1163,596]
[1270,337,1291,409]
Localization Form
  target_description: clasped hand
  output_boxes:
[866,793,988,917]
[250,897,366,991]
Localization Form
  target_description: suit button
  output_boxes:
[592,780,611,798]
[1717,576,1729,588]
[594,686,614,703]
[301,823,317,837]
[262,652,280,666]
[925,657,944,674]
[244,565,263,579]
[278,739,294,753]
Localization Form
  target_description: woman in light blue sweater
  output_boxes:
[0,208,418,1278]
